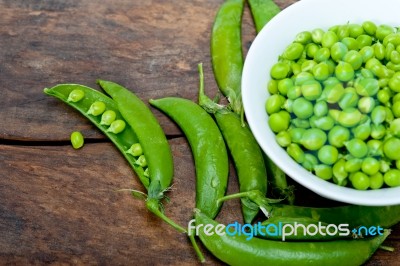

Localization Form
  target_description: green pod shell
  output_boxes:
[43,84,149,188]
[195,211,389,266]
[214,111,267,223]
[150,97,229,219]
[98,80,174,195]
[248,0,280,33]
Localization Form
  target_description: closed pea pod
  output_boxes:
[248,0,280,33]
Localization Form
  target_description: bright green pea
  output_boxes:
[313,116,335,131]
[107,119,126,134]
[67,89,85,103]
[383,33,400,47]
[352,119,371,140]
[325,59,337,74]
[283,43,304,60]
[393,92,400,103]
[269,111,290,133]
[292,97,313,119]
[291,118,310,129]
[318,145,339,165]
[383,137,400,160]
[345,138,368,158]
[321,31,338,48]
[311,28,325,44]
[367,139,383,156]
[265,94,285,114]
[343,50,363,70]
[376,24,395,41]
[370,124,386,140]
[337,108,363,128]
[373,42,385,60]
[362,21,377,36]
[278,78,294,96]
[306,43,320,58]
[389,72,400,92]
[320,83,345,103]
[328,109,340,123]
[126,143,143,157]
[351,172,370,190]
[387,62,400,72]
[391,50,400,64]
[314,164,333,180]
[70,131,84,149]
[392,101,400,117]
[100,110,117,126]
[384,169,400,187]
[349,23,365,38]
[357,96,375,113]
[267,79,279,94]
[302,153,319,171]
[336,25,350,40]
[135,155,147,167]
[144,168,149,177]
[286,86,302,100]
[323,76,341,87]
[390,118,400,137]
[377,89,391,104]
[270,62,291,79]
[314,47,330,62]
[295,31,312,44]
[288,127,306,144]
[87,101,106,116]
[359,46,374,63]
[312,62,330,81]
[341,37,358,50]
[330,42,348,62]
[294,71,314,86]
[328,125,350,148]
[300,80,322,100]
[386,105,394,122]
[332,158,348,185]
[276,131,291,147]
[287,143,305,163]
[338,87,359,109]
[283,98,293,113]
[360,68,374,78]
[314,101,328,117]
[356,34,372,49]
[361,157,380,176]
[370,172,384,189]
[335,61,354,82]
[381,160,391,173]
[375,65,394,79]
[344,158,362,173]
[300,128,327,150]
[371,105,386,125]
[385,43,395,61]
[355,77,379,96]
[301,60,317,72]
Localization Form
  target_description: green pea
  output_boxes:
[354,77,379,96]
[352,119,371,140]
[361,157,380,176]
[314,47,330,62]
[292,97,313,119]
[377,89,391,104]
[302,153,319,171]
[390,118,400,137]
[314,164,333,180]
[336,25,350,40]
[360,68,374,78]
[359,46,374,63]
[288,127,306,144]
[391,50,400,64]
[384,169,400,187]
[356,34,373,49]
[370,172,384,189]
[283,99,293,113]
[126,143,143,157]
[383,33,400,47]
[287,143,305,163]
[338,87,359,109]
[332,158,348,185]
[376,24,395,41]
[313,101,328,117]
[345,138,368,158]
[385,43,395,61]
[294,71,314,86]
[343,50,363,70]
[311,28,325,44]
[367,139,383,157]
[265,94,285,114]
[291,118,310,129]
[325,59,337,75]
[344,157,362,173]
[350,24,365,37]
[277,78,294,96]
[330,42,348,62]
[318,145,339,165]
[276,131,291,147]
[323,76,341,87]
[335,61,354,82]
[373,42,385,60]
[383,137,400,160]
[312,62,330,81]
[341,37,358,50]
[385,106,394,123]
[393,92,400,103]
[392,101,400,117]
[328,125,350,148]
[387,62,400,72]
[313,116,335,131]
[270,62,290,79]
[321,31,338,48]
[305,43,320,58]
[320,83,345,103]
[283,43,304,60]
[267,79,279,94]
[87,101,106,116]
[389,72,400,92]
[371,105,386,125]
[100,110,117,126]
[70,131,84,149]
[67,89,85,103]
[357,96,375,113]
[107,119,126,134]
[301,60,317,72]
[300,80,322,100]
[144,168,150,177]
[268,111,290,133]
[362,21,377,36]
[135,155,148,167]
[301,128,327,150]
[338,108,362,128]
[351,172,370,190]
[286,86,302,100]
[370,124,386,140]
[295,31,312,44]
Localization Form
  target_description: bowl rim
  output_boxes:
[242,0,400,206]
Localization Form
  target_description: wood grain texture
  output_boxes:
[0,0,399,265]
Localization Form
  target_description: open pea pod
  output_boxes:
[44,84,149,188]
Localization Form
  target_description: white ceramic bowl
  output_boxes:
[242,0,400,206]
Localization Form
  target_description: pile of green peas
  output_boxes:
[68,89,149,177]
[266,21,400,190]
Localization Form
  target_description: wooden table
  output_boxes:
[0,0,398,265]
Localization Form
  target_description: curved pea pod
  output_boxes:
[195,211,390,266]
[43,84,149,188]
[248,0,280,33]
[211,0,244,115]
[150,97,229,219]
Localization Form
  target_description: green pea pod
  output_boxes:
[195,211,390,266]
[248,0,280,33]
[211,0,244,115]
[149,97,229,219]
[43,84,149,188]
